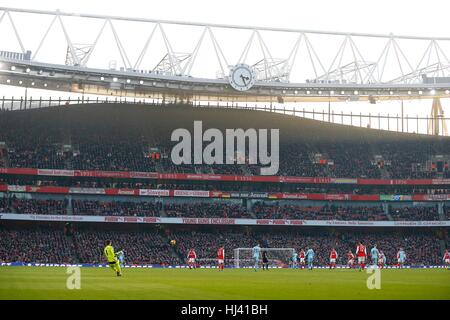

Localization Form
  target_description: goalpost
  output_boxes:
[233,248,295,268]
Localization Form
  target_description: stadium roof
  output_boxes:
[0,7,450,102]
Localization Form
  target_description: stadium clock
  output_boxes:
[228,64,256,91]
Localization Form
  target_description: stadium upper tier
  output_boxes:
[1,103,449,180]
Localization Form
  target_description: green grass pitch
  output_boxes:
[0,267,449,300]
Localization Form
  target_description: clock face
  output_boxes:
[229,64,256,91]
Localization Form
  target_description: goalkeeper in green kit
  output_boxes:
[104,240,122,277]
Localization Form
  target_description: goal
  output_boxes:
[233,248,295,268]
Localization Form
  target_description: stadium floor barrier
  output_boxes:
[1,262,448,269]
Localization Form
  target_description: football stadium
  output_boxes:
[0,1,450,303]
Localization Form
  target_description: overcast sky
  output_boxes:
[0,0,449,134]
[2,0,449,37]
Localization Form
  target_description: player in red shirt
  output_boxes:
[378,250,386,269]
[187,248,197,269]
[355,242,367,271]
[329,248,338,269]
[347,250,355,269]
[299,249,306,269]
[217,246,225,271]
[443,249,449,269]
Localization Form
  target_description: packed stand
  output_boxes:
[73,230,178,265]
[10,198,67,215]
[2,140,450,180]
[252,203,388,221]
[164,202,250,218]
[0,226,444,266]
[72,200,161,217]
[389,206,441,221]
[0,227,75,263]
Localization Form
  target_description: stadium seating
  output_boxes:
[0,228,75,264]
[72,230,178,265]
[1,104,450,179]
[164,203,250,218]
[389,206,440,221]
[0,104,448,269]
[253,203,388,221]
[72,200,161,217]
[0,196,446,221]
[0,226,443,266]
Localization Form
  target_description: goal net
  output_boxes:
[233,248,295,268]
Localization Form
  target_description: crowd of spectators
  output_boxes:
[0,226,444,266]
[6,144,67,169]
[0,227,75,263]
[172,230,443,266]
[0,196,448,221]
[2,139,450,179]
[164,202,250,218]
[0,197,9,213]
[389,206,441,221]
[0,197,68,215]
[253,203,388,221]
[445,206,450,220]
[72,200,161,217]
[170,230,253,262]
[72,230,178,265]
[2,102,450,179]
[12,199,67,215]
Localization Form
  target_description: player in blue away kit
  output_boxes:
[291,250,298,269]
[252,243,261,271]
[306,248,315,270]
[397,248,406,268]
[370,245,379,266]
[116,250,125,268]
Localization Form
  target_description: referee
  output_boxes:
[262,251,269,270]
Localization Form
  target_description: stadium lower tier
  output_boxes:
[0,222,447,267]
[0,195,449,220]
